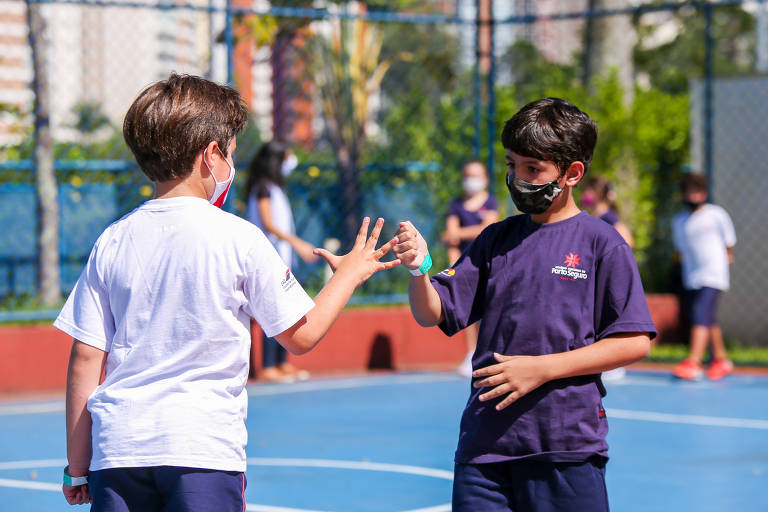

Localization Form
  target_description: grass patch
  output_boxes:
[649,343,768,367]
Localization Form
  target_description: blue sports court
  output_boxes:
[1,369,767,511]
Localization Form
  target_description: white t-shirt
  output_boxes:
[246,182,294,265]
[54,196,315,472]
[672,204,736,291]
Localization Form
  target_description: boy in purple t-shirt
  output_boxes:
[393,98,656,512]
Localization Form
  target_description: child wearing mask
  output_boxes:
[672,173,736,380]
[393,97,656,512]
[245,141,318,382]
[58,74,400,509]
[442,160,498,377]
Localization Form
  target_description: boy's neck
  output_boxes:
[592,202,610,216]
[530,195,581,224]
[154,176,208,200]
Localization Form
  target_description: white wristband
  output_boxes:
[409,252,433,276]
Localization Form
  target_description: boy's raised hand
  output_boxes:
[393,221,429,271]
[314,217,400,286]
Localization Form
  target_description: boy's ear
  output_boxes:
[564,161,585,187]
[201,140,220,172]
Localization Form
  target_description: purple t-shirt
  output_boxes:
[448,196,498,252]
[431,211,656,464]
[599,209,619,226]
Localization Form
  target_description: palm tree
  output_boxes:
[26,0,60,307]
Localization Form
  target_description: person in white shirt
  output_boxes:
[57,74,400,509]
[245,141,317,382]
[672,173,736,381]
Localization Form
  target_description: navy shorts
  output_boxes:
[685,287,721,327]
[88,466,246,512]
[452,458,609,512]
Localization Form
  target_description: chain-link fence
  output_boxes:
[2,0,767,343]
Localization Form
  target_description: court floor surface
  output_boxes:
[1,369,767,511]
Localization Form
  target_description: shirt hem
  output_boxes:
[52,317,108,351]
[598,321,657,341]
[455,450,608,465]
[90,456,246,473]
[261,298,315,339]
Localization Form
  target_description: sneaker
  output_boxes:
[673,359,704,381]
[707,359,733,380]
[259,367,295,383]
[602,367,627,381]
[457,351,474,378]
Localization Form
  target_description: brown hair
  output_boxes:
[681,173,708,193]
[501,97,597,175]
[123,73,248,182]
[583,175,617,209]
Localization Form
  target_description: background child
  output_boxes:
[442,159,498,377]
[581,175,634,248]
[244,140,317,382]
[393,97,656,512]
[672,173,736,381]
[56,74,399,509]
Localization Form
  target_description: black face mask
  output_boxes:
[506,173,564,214]
[684,200,704,211]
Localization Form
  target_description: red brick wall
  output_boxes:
[0,296,680,394]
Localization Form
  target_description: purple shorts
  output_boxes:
[88,466,246,512]
[685,287,721,327]
[452,458,609,512]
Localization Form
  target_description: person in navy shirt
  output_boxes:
[581,175,634,248]
[442,160,499,377]
[393,98,656,512]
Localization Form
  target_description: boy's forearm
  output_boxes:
[65,341,105,475]
[408,274,444,327]
[540,333,650,381]
[278,271,359,354]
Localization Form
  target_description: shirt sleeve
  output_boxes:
[256,183,271,200]
[430,230,489,337]
[594,244,657,340]
[717,207,737,247]
[53,242,114,351]
[448,198,462,218]
[243,233,315,338]
[671,215,683,252]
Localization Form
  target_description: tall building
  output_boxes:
[0,0,210,145]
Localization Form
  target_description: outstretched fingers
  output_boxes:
[355,217,371,248]
[374,236,399,260]
[365,217,385,250]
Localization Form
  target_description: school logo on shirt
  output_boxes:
[551,252,588,281]
[440,268,456,277]
[281,268,297,291]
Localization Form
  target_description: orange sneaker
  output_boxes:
[673,359,704,381]
[707,359,733,380]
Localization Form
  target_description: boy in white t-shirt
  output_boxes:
[672,173,736,381]
[56,74,400,510]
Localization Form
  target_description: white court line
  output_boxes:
[245,505,329,512]
[0,459,66,470]
[400,505,452,512]
[248,373,461,397]
[0,477,60,491]
[0,476,327,512]
[0,402,64,415]
[607,408,768,429]
[0,374,461,415]
[247,458,454,480]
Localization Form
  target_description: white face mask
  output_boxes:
[281,153,298,177]
[204,147,235,208]
[462,176,486,195]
